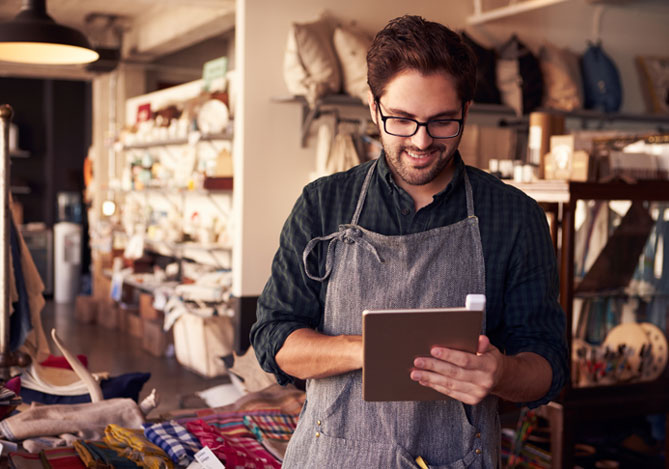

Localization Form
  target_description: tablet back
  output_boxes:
[362,306,483,401]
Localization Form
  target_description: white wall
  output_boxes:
[233,0,669,297]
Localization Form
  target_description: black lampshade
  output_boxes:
[0,0,99,65]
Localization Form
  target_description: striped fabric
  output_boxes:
[186,418,281,469]
[142,421,201,465]
[242,412,298,442]
[38,447,87,469]
[103,425,173,469]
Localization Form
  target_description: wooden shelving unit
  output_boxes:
[517,179,669,469]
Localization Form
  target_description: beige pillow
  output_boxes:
[283,17,341,107]
[539,40,583,111]
[333,25,372,103]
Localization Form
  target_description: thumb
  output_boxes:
[477,335,491,355]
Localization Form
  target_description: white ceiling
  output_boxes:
[0,0,235,78]
[0,0,232,28]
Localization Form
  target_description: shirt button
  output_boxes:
[475,449,482,455]
[315,432,321,438]
[317,420,321,426]
[475,432,481,438]
[401,208,410,216]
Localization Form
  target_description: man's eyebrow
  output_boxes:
[383,104,461,120]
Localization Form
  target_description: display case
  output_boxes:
[517,179,669,469]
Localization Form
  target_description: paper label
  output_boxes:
[194,446,226,469]
[202,57,228,92]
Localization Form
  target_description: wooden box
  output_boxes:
[97,301,119,329]
[142,319,172,357]
[74,295,99,324]
[126,310,143,339]
[139,293,161,321]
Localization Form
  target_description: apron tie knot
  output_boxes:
[302,225,384,282]
[340,225,384,265]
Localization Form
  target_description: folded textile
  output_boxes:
[22,434,79,454]
[0,399,145,441]
[72,440,107,469]
[20,364,91,397]
[242,411,298,442]
[142,421,201,466]
[0,384,21,420]
[38,446,86,469]
[164,384,304,423]
[73,440,139,469]
[21,373,151,405]
[104,424,173,469]
[200,384,305,416]
[8,451,43,469]
[186,419,280,469]
[40,355,89,370]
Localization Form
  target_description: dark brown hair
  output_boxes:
[366,15,477,104]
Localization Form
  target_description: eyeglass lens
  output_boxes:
[384,118,461,138]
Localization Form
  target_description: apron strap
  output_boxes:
[302,231,340,282]
[463,168,476,218]
[350,160,378,225]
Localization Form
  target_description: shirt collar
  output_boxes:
[376,150,466,201]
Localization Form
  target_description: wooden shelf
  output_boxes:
[277,94,669,149]
[119,177,233,193]
[506,179,570,203]
[144,239,232,269]
[120,131,233,150]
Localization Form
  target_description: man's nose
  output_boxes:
[410,124,433,150]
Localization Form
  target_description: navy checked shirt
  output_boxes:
[251,151,568,408]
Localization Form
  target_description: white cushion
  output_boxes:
[283,16,341,107]
[333,25,372,103]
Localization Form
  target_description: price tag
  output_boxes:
[194,446,226,469]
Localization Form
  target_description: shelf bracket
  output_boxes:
[301,102,321,148]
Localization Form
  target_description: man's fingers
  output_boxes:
[410,369,488,405]
[477,335,491,355]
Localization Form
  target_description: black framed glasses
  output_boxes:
[375,99,464,139]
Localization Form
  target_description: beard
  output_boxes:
[381,137,458,187]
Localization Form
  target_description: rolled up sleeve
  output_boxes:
[501,202,569,408]
[250,187,325,385]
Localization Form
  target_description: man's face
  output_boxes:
[369,70,467,191]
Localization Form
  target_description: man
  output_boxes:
[251,15,568,468]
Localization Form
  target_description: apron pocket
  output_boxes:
[317,432,419,468]
[317,372,357,420]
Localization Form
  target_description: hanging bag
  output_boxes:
[581,41,622,113]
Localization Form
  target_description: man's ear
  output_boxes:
[367,89,377,125]
[462,100,472,123]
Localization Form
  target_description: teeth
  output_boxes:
[406,151,430,159]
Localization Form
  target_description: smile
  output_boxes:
[405,149,438,163]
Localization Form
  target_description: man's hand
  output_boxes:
[410,335,553,404]
[409,335,504,405]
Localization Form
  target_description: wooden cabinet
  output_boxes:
[515,179,669,469]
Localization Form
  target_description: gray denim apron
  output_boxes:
[283,160,500,468]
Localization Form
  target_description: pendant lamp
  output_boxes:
[0,0,99,65]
